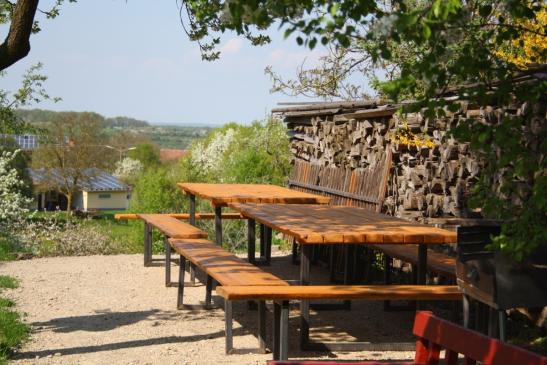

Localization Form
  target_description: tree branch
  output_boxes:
[0,0,39,72]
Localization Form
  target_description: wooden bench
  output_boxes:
[115,212,244,220]
[136,214,208,287]
[169,238,289,353]
[216,285,462,360]
[266,311,547,365]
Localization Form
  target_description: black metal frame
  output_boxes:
[224,299,269,355]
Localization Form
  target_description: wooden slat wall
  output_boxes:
[288,147,392,212]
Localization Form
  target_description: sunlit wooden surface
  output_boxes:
[229,203,457,244]
[177,183,331,206]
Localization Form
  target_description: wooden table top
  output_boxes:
[229,203,457,245]
[177,183,330,207]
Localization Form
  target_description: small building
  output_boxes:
[28,168,131,211]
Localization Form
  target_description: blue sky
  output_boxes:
[1,0,332,126]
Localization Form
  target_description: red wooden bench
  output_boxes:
[267,311,547,365]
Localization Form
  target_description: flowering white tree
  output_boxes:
[191,128,235,175]
[0,150,32,222]
[114,157,143,184]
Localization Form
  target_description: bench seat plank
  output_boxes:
[370,244,456,278]
[115,212,244,220]
[137,214,208,238]
[216,285,462,301]
[169,239,289,287]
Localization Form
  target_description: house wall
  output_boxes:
[83,191,130,211]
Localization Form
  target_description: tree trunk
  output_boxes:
[66,192,73,214]
[0,0,40,71]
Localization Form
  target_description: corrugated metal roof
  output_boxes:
[28,167,131,192]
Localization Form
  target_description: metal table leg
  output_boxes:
[247,219,256,263]
[164,236,171,287]
[417,244,428,309]
[144,223,152,267]
[299,245,311,349]
[214,205,222,246]
[189,194,196,226]
[188,194,196,284]
[260,224,265,258]
[265,226,272,264]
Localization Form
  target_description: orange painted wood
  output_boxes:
[370,244,456,278]
[137,214,208,239]
[215,285,462,301]
[177,183,331,207]
[169,239,289,287]
[114,212,243,220]
[229,203,457,245]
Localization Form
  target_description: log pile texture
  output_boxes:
[277,101,490,222]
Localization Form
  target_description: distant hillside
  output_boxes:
[16,109,150,128]
[15,108,212,149]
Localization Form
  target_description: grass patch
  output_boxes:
[0,275,28,364]
[0,307,29,363]
[0,239,17,262]
[0,277,18,290]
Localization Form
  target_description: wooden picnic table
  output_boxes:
[229,203,457,284]
[229,202,458,351]
[177,183,330,259]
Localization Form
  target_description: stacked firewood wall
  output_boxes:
[284,102,486,222]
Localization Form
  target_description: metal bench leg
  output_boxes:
[258,300,266,353]
[164,237,171,287]
[177,255,186,309]
[280,300,289,361]
[190,263,196,287]
[205,275,213,309]
[214,206,222,246]
[273,301,281,360]
[225,300,233,354]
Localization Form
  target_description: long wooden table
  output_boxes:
[229,203,456,281]
[177,183,330,262]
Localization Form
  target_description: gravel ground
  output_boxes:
[0,252,417,364]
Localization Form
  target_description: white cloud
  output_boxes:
[220,38,244,55]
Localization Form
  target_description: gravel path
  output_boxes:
[0,253,416,364]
